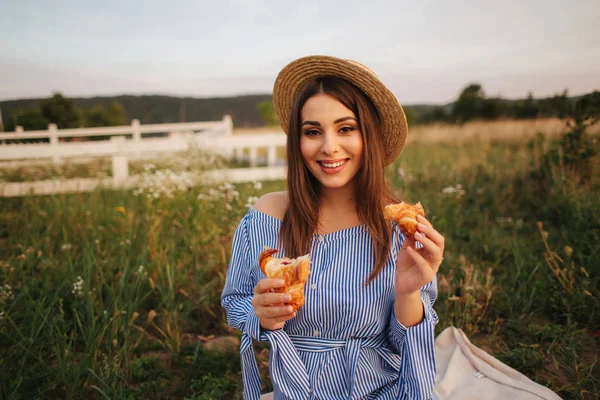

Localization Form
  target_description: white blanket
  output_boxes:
[434,327,561,400]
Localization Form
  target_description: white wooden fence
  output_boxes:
[0,118,288,197]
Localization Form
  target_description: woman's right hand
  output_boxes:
[252,278,297,331]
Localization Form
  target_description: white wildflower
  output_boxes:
[496,217,514,224]
[397,167,415,182]
[136,265,148,277]
[497,217,524,230]
[71,276,84,297]
[0,284,14,302]
[208,188,219,198]
[133,167,194,199]
[441,184,465,198]
[253,181,262,190]
[61,243,73,251]
[245,196,259,208]
[220,182,234,192]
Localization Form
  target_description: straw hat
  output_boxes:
[273,55,408,166]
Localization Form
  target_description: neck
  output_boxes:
[317,181,357,211]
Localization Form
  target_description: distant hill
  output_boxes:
[0,94,274,130]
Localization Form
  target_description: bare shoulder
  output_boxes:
[253,191,289,221]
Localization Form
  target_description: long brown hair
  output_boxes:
[280,76,400,284]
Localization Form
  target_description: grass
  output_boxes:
[0,128,599,399]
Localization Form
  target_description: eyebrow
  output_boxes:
[301,116,357,127]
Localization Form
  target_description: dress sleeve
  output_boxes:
[387,229,439,399]
[388,277,438,399]
[220,213,265,342]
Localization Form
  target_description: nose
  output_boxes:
[320,132,339,155]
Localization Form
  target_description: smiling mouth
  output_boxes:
[317,159,349,168]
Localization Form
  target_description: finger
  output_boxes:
[272,311,297,323]
[256,292,292,307]
[416,216,445,248]
[416,214,431,226]
[407,246,439,277]
[413,231,443,260]
[254,278,286,294]
[259,305,294,319]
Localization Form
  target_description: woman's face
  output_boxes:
[299,93,364,190]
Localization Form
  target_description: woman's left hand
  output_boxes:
[395,214,445,295]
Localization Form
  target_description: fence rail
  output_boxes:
[0,118,289,197]
[0,166,287,197]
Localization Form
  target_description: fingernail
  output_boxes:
[418,223,426,230]
[414,232,423,239]
[276,279,285,286]
[283,294,291,301]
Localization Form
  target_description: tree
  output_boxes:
[257,100,279,126]
[481,97,505,120]
[84,100,128,127]
[11,109,49,131]
[402,106,417,126]
[453,83,486,122]
[547,89,569,118]
[40,92,82,129]
[512,92,539,119]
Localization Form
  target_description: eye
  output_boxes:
[303,129,321,136]
[339,126,355,134]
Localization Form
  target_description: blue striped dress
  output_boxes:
[221,207,438,400]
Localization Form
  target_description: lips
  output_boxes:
[316,158,349,174]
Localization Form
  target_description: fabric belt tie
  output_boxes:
[241,330,401,400]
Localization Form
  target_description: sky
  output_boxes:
[1,0,599,104]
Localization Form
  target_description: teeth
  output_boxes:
[320,160,346,168]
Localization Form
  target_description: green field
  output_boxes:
[0,134,598,399]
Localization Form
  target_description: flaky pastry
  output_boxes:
[384,202,426,236]
[258,247,311,311]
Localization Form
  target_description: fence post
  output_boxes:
[267,144,277,166]
[48,124,60,163]
[233,146,243,164]
[223,115,233,136]
[9,126,24,145]
[131,119,141,159]
[111,136,129,186]
[249,146,257,167]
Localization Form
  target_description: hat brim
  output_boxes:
[273,55,407,166]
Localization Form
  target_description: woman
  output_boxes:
[221,55,445,400]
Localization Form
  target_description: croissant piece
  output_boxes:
[258,247,311,311]
[384,202,426,236]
